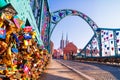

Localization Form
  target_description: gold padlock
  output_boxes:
[0,18,3,27]
[24,40,28,46]
[0,41,7,54]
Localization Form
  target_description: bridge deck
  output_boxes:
[40,59,87,80]
[41,59,120,80]
[57,60,120,80]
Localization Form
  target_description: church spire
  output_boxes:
[60,32,64,50]
[66,33,69,46]
[66,33,68,41]
[62,32,64,40]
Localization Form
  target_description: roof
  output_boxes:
[63,42,77,54]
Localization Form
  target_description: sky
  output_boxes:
[48,0,120,49]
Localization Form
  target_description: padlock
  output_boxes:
[23,33,32,40]
[5,34,10,43]
[23,26,32,32]
[11,48,18,53]
[13,18,24,28]
[6,47,12,59]
[0,18,3,27]
[0,28,6,39]
[22,45,27,49]
[27,39,32,46]
[24,40,28,46]
[12,33,19,43]
[0,41,7,54]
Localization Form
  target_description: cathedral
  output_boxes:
[60,33,69,50]
[60,33,77,60]
[53,33,78,59]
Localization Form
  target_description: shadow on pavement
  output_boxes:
[46,68,65,70]
[40,72,72,80]
[58,70,73,73]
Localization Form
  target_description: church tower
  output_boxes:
[60,33,64,50]
[65,33,69,46]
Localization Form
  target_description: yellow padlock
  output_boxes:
[0,18,3,27]
[4,13,13,20]
[6,15,12,20]
[30,31,36,36]
[6,34,11,43]
[7,47,12,59]
[24,40,28,46]
[32,35,35,39]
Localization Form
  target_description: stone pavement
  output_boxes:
[58,60,120,80]
[40,59,87,80]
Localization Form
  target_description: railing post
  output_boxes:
[96,28,102,57]
[113,30,118,57]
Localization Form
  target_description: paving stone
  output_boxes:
[58,60,120,80]
[40,59,87,80]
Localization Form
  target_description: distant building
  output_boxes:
[53,49,58,58]
[59,33,79,60]
[63,42,77,60]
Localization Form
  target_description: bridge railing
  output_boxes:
[78,28,120,58]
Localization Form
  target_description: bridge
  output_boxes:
[0,0,120,80]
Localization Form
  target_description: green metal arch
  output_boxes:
[45,9,101,54]
[50,9,99,37]
[0,0,7,8]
